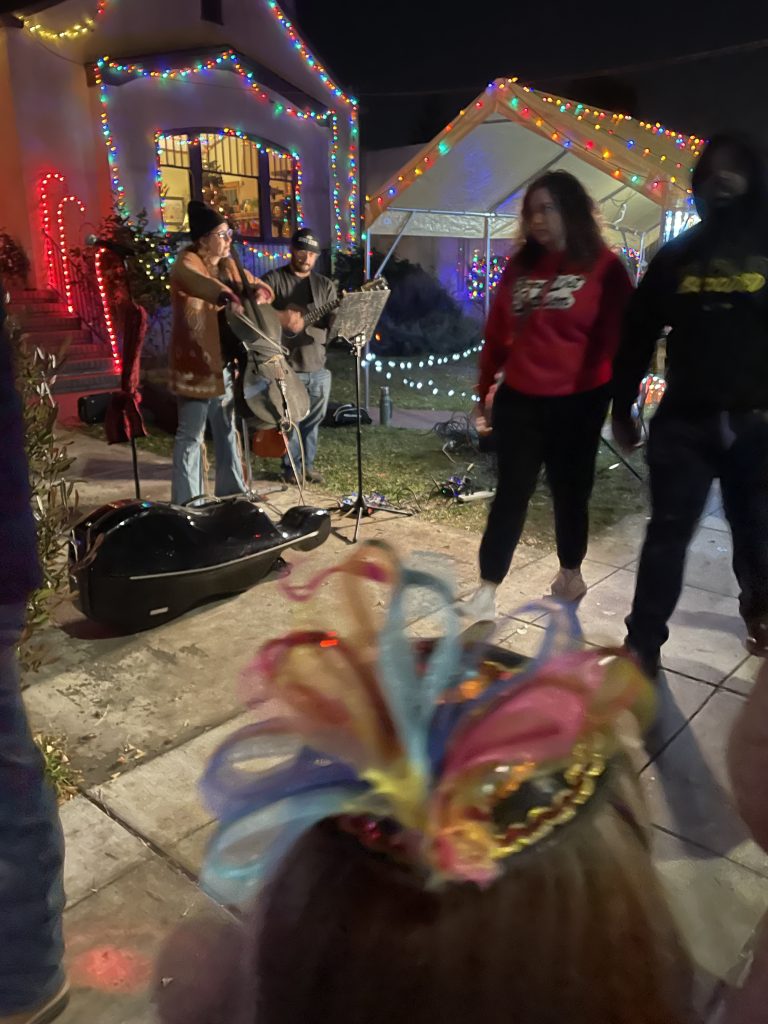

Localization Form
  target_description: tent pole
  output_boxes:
[637,230,647,284]
[374,211,413,279]
[484,216,492,318]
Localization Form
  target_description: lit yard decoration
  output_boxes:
[466,252,509,303]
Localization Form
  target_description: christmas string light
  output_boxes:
[368,78,701,217]
[56,195,85,313]
[39,172,67,290]
[97,50,354,248]
[466,252,508,302]
[24,0,109,41]
[330,113,344,247]
[265,0,356,107]
[93,248,123,372]
[38,170,121,371]
[364,343,484,403]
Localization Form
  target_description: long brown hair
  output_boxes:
[252,758,693,1024]
[517,170,606,271]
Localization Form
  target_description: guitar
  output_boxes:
[288,277,389,329]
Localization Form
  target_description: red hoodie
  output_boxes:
[477,247,634,403]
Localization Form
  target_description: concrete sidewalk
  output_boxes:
[20,428,767,1022]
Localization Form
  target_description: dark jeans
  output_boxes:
[0,604,65,1014]
[282,369,332,475]
[479,384,610,584]
[627,409,768,658]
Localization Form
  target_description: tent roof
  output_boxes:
[366,79,702,242]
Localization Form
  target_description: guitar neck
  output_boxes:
[303,296,339,329]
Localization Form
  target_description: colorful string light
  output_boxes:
[24,0,108,41]
[368,77,702,218]
[466,252,508,302]
[265,0,356,107]
[96,49,356,250]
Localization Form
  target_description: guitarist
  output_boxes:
[263,228,337,485]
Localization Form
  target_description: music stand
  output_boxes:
[332,288,412,542]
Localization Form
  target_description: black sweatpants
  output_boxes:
[626,409,768,659]
[478,384,611,584]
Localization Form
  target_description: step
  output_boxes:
[61,358,117,375]
[20,329,92,346]
[52,371,121,394]
[14,314,83,331]
[7,302,68,316]
[9,289,61,303]
[38,342,109,361]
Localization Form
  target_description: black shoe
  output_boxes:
[281,470,298,485]
[621,642,661,681]
[746,617,768,658]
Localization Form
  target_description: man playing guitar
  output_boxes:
[263,228,337,485]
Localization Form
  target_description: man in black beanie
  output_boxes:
[612,134,768,676]
[263,229,337,484]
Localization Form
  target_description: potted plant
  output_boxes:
[0,230,30,288]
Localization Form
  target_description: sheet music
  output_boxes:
[332,288,391,343]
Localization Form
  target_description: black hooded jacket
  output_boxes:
[612,134,768,416]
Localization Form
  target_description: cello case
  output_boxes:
[69,496,330,632]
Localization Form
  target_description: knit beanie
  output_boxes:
[188,201,227,241]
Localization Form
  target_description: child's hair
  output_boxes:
[254,765,691,1024]
[155,544,694,1024]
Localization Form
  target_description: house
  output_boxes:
[0,0,358,414]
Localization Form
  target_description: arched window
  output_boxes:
[157,130,297,242]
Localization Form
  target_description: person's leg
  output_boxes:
[298,369,332,478]
[478,389,547,585]
[0,604,67,1019]
[720,411,768,655]
[171,396,209,505]
[625,413,716,671]
[209,369,247,498]
[545,387,611,571]
[282,372,311,480]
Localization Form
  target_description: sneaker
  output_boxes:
[460,582,498,622]
[746,616,768,658]
[549,567,587,603]
[305,469,325,484]
[0,980,70,1024]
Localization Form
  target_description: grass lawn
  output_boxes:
[326,347,477,413]
[78,418,647,549]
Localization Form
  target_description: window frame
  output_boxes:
[156,128,298,244]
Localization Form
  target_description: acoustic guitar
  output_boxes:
[287,277,389,329]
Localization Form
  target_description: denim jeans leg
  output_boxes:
[171,396,209,505]
[283,371,311,475]
[299,369,332,472]
[209,369,246,498]
[0,604,65,1015]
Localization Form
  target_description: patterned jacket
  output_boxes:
[169,249,273,400]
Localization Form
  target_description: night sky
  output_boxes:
[295,1,768,152]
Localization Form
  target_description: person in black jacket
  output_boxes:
[612,133,768,676]
[263,229,337,485]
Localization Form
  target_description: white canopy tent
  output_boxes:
[365,79,702,311]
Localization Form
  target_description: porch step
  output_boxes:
[63,356,118,374]
[7,301,69,317]
[20,328,92,347]
[13,313,83,331]
[8,288,61,304]
[52,370,122,394]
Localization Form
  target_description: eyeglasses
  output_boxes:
[214,228,234,240]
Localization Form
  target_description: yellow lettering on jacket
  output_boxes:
[678,272,766,294]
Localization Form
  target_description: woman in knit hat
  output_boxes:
[169,201,274,505]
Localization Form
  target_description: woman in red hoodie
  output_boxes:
[466,171,634,620]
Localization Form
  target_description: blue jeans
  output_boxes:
[0,604,65,1014]
[282,369,332,476]
[171,369,246,505]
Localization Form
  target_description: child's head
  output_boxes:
[156,545,693,1024]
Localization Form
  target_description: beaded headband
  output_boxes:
[199,542,654,906]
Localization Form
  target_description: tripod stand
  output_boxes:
[331,287,410,543]
[338,333,411,542]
